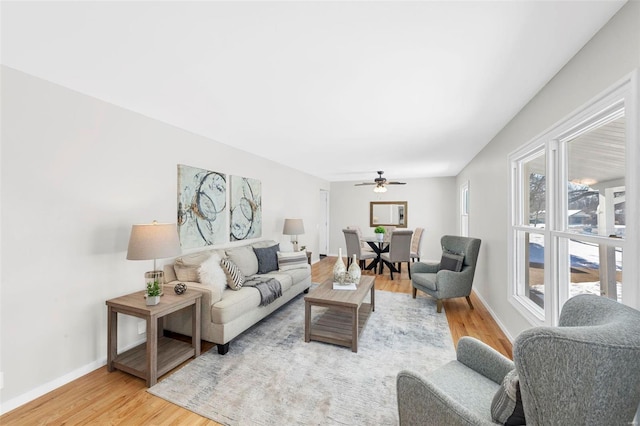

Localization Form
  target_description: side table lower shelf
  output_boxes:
[112,337,195,380]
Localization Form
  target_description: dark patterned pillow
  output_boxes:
[253,244,280,274]
[440,251,464,272]
[491,369,526,425]
[220,258,245,290]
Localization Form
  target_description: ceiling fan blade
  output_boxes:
[355,182,376,186]
[387,181,406,185]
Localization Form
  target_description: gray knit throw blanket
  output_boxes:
[243,276,283,306]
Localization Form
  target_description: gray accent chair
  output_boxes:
[380,229,413,280]
[396,294,640,425]
[410,235,481,313]
[343,228,376,269]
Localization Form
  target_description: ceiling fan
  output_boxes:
[355,171,406,193]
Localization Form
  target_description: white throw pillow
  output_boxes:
[198,253,227,293]
[277,251,308,271]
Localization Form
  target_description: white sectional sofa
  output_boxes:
[162,240,312,354]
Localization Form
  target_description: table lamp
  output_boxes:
[283,218,305,252]
[126,220,181,296]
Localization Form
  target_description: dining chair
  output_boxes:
[343,228,377,269]
[347,225,374,252]
[410,227,424,262]
[380,229,413,279]
[383,226,396,243]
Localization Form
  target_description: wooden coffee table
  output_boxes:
[304,275,375,352]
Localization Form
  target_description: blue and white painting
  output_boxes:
[177,164,227,248]
[230,175,262,241]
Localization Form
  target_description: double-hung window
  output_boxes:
[509,73,639,325]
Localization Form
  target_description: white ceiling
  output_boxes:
[1,1,626,183]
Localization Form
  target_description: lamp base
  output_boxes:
[145,270,164,296]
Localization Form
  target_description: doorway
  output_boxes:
[318,189,329,256]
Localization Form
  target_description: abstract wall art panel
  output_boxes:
[177,164,228,248]
[230,175,262,241]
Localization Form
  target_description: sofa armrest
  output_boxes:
[411,261,440,274]
[397,369,495,426]
[166,280,223,306]
[456,336,514,385]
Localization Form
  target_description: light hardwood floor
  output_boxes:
[1,256,512,425]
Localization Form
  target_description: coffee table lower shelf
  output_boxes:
[112,337,195,381]
[307,303,373,350]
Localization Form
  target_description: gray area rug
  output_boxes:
[148,289,456,425]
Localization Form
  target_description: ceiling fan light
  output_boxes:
[373,185,387,193]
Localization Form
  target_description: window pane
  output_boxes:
[567,239,622,302]
[566,116,625,237]
[517,231,545,308]
[523,153,546,228]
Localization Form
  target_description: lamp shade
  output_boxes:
[126,221,181,260]
[282,218,305,236]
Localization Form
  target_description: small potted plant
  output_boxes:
[374,226,385,242]
[146,280,162,306]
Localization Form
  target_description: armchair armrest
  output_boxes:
[411,261,440,274]
[397,369,495,426]
[456,336,514,384]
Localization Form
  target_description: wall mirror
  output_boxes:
[370,201,408,228]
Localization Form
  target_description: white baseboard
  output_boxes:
[0,337,146,415]
[473,290,515,343]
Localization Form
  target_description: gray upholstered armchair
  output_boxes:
[410,235,481,313]
[397,294,640,425]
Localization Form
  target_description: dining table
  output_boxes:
[361,236,389,274]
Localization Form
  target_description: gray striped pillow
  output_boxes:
[220,258,244,290]
[277,251,308,271]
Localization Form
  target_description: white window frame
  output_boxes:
[460,181,469,236]
[508,71,639,326]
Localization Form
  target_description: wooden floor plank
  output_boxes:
[1,256,512,425]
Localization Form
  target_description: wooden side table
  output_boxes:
[106,287,202,387]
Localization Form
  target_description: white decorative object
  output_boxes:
[333,248,347,284]
[377,233,384,242]
[348,254,361,284]
[146,295,160,306]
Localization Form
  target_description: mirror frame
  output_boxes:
[369,201,408,228]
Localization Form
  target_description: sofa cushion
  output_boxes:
[253,244,280,274]
[198,253,227,293]
[258,272,293,293]
[412,272,437,291]
[251,239,279,249]
[220,258,245,290]
[277,251,308,271]
[226,246,259,276]
[491,369,526,425]
[211,286,262,324]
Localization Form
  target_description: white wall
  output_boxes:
[0,66,329,411]
[329,178,457,261]
[457,0,640,340]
